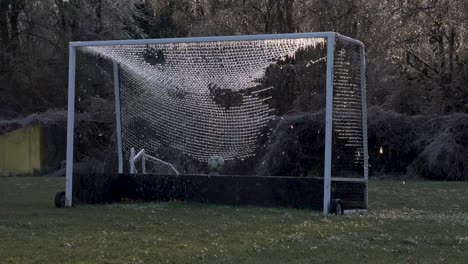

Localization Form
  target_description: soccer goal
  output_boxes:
[65,32,368,215]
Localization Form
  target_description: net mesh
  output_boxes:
[332,39,364,178]
[79,38,325,162]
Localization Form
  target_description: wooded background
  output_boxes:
[0,0,466,179]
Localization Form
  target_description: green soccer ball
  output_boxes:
[208,156,224,172]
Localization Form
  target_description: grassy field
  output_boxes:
[0,177,467,263]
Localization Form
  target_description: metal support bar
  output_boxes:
[323,34,336,215]
[134,149,145,161]
[360,46,369,210]
[132,148,147,174]
[130,147,135,174]
[65,45,76,207]
[130,148,179,175]
[142,155,146,174]
[145,155,180,175]
[113,62,123,174]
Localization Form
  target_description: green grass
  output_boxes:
[0,177,467,263]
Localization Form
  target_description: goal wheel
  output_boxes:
[55,191,66,208]
[331,199,344,215]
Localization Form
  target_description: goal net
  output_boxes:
[81,38,324,162]
[66,33,367,214]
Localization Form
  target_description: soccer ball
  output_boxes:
[208,156,224,172]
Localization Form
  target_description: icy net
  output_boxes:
[80,38,325,161]
[332,39,364,177]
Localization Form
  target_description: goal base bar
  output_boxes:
[71,173,366,211]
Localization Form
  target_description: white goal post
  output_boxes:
[65,32,368,215]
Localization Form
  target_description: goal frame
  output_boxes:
[65,32,368,215]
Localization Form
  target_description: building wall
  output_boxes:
[0,125,42,176]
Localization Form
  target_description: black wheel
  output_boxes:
[335,201,343,215]
[55,191,66,208]
[331,199,344,215]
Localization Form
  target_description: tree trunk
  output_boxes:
[0,0,11,67]
[9,0,23,56]
[275,0,294,33]
[448,27,455,80]
[284,0,294,32]
[96,0,103,34]
[55,0,68,31]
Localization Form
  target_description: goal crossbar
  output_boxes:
[69,32,363,47]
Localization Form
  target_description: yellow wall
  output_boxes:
[0,125,42,176]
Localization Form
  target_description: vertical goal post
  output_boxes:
[65,32,368,215]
